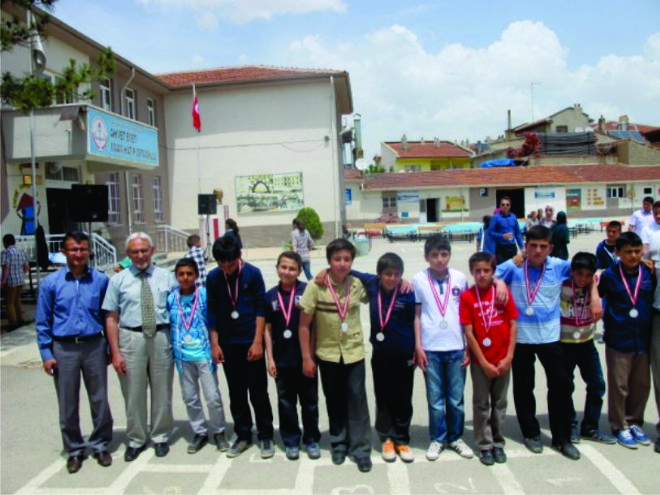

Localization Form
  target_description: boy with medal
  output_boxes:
[206,234,274,459]
[598,232,656,449]
[168,258,229,454]
[460,252,518,466]
[559,253,615,445]
[495,225,598,460]
[413,236,474,461]
[299,239,372,472]
[264,252,321,461]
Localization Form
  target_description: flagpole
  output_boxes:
[193,83,201,195]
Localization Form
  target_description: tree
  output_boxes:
[296,207,324,241]
[1,0,115,112]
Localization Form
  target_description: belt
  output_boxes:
[52,332,104,344]
[123,324,170,332]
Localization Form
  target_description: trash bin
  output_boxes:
[353,234,371,257]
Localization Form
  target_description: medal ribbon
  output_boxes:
[222,260,243,312]
[326,274,350,321]
[571,280,589,323]
[428,269,451,318]
[524,260,546,307]
[276,284,296,329]
[176,288,199,331]
[618,263,642,310]
[475,286,495,334]
[378,285,399,331]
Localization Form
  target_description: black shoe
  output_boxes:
[93,450,112,467]
[124,445,146,462]
[655,438,660,453]
[66,455,84,474]
[479,449,494,466]
[214,431,230,452]
[570,425,581,444]
[154,442,170,457]
[493,447,507,464]
[332,450,346,465]
[523,436,543,454]
[356,457,372,472]
[187,434,209,454]
[552,441,581,460]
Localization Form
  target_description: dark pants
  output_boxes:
[318,358,371,459]
[512,342,574,444]
[52,334,113,456]
[495,243,518,265]
[561,340,606,434]
[371,348,414,444]
[275,366,320,447]
[222,343,273,441]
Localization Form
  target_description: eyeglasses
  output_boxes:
[65,248,89,253]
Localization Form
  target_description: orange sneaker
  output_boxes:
[381,439,396,462]
[396,444,414,463]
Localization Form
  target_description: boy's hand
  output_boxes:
[414,347,428,372]
[302,356,317,377]
[247,341,263,361]
[495,356,512,375]
[399,279,414,293]
[461,349,471,369]
[112,353,126,375]
[482,361,500,378]
[641,258,655,274]
[589,298,603,322]
[212,343,224,364]
[493,279,509,305]
[512,249,526,267]
[267,361,277,378]
[314,269,330,287]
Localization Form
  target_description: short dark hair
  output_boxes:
[62,232,90,246]
[571,252,597,273]
[377,252,404,275]
[469,251,496,271]
[500,196,511,204]
[326,238,356,262]
[2,234,16,246]
[653,201,660,210]
[424,235,451,256]
[606,220,622,231]
[277,251,302,271]
[212,233,241,262]
[615,231,642,250]
[186,234,200,248]
[643,196,654,204]
[526,225,552,242]
[175,257,199,275]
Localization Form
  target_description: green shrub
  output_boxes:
[296,207,324,241]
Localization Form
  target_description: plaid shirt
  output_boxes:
[185,246,207,287]
[1,245,29,287]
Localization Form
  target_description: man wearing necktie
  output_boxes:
[103,233,176,461]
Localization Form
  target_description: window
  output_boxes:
[106,172,120,224]
[556,125,568,133]
[607,186,625,198]
[131,174,144,223]
[152,176,164,222]
[644,187,652,195]
[45,163,80,181]
[146,98,156,126]
[100,78,112,111]
[404,165,421,172]
[125,88,136,120]
[382,195,397,210]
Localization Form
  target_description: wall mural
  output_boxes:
[235,172,304,214]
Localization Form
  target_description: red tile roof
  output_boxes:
[384,141,472,159]
[590,121,659,134]
[343,168,362,181]
[157,65,346,87]
[356,164,660,190]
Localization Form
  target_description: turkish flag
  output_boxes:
[192,91,201,132]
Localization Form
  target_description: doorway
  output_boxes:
[46,188,73,235]
[495,188,524,219]
[426,198,439,222]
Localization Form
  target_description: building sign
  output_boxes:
[534,190,556,200]
[87,107,159,167]
[566,189,581,210]
[397,190,419,203]
[344,188,352,205]
[236,172,304,214]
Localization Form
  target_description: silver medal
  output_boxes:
[482,337,492,347]
[573,331,581,340]
[440,320,448,329]
[525,306,534,316]
[283,329,293,339]
[629,308,638,318]
[231,310,239,319]
[341,321,349,332]
[376,332,385,342]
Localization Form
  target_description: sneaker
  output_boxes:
[523,436,543,454]
[426,440,444,461]
[381,439,396,462]
[187,434,209,454]
[260,439,275,459]
[492,447,507,464]
[570,425,581,444]
[581,430,616,445]
[654,438,660,453]
[227,439,252,458]
[615,429,638,449]
[448,439,474,459]
[479,449,494,466]
[305,442,321,460]
[629,425,651,446]
[214,431,230,452]
[285,445,299,460]
[395,444,414,463]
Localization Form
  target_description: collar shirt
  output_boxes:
[629,209,654,235]
[1,245,29,286]
[646,227,660,310]
[488,212,524,249]
[264,280,307,367]
[36,266,109,361]
[185,246,207,287]
[641,222,660,245]
[596,240,618,271]
[102,264,176,327]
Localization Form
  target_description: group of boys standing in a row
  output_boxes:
[36,197,660,475]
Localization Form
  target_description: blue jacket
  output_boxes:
[488,212,523,249]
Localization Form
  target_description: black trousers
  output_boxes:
[275,366,320,447]
[318,358,371,459]
[371,348,415,444]
[512,342,574,444]
[495,243,518,265]
[222,343,273,441]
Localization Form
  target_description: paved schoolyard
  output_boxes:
[1,231,658,495]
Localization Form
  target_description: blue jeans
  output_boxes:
[302,261,313,281]
[424,349,466,443]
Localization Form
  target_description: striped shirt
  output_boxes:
[1,245,29,287]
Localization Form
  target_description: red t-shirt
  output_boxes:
[459,285,519,365]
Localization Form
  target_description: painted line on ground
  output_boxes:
[579,443,641,495]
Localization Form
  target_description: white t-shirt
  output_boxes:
[644,225,660,310]
[629,209,654,235]
[641,221,660,245]
[413,267,467,352]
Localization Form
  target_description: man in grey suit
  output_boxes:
[103,232,175,461]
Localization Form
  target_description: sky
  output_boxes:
[52,0,660,164]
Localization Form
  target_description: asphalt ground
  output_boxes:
[1,230,659,495]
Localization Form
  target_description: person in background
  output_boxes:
[525,211,540,233]
[596,221,622,271]
[291,219,314,281]
[488,197,524,265]
[551,211,570,260]
[225,219,243,249]
[541,205,556,229]
[1,233,30,330]
[628,196,654,235]
[185,234,208,287]
[476,215,494,254]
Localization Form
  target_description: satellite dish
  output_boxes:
[355,158,366,170]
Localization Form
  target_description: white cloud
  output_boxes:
[285,20,660,160]
[136,0,346,24]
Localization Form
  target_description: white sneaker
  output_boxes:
[448,439,474,459]
[426,440,444,461]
